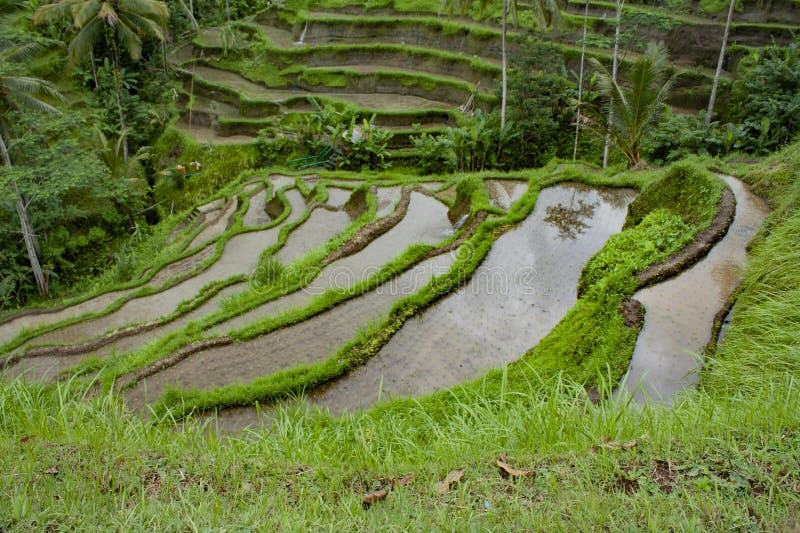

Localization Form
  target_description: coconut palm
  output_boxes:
[588,42,675,168]
[0,41,65,296]
[33,0,169,161]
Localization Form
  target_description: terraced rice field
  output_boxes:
[1,167,768,432]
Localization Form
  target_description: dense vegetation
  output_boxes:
[1,0,799,528]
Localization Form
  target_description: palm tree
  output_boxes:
[33,0,169,161]
[706,0,735,125]
[0,41,65,296]
[588,42,675,168]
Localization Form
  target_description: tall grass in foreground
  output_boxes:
[1,370,798,530]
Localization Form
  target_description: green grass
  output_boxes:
[2,145,800,528]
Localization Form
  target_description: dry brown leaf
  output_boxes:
[44,467,59,475]
[435,468,465,494]
[287,465,313,475]
[497,457,531,478]
[600,439,638,451]
[362,487,390,506]
[391,474,415,488]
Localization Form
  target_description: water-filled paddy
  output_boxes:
[312,183,637,413]
[620,176,769,402]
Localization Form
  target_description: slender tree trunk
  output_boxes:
[603,0,623,168]
[162,39,168,76]
[573,0,589,161]
[89,49,99,89]
[706,0,735,125]
[501,0,507,129]
[112,47,129,162]
[0,134,47,296]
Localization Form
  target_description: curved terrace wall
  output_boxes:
[273,48,498,89]
[301,20,507,60]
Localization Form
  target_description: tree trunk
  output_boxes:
[501,0,507,129]
[89,49,99,89]
[706,0,735,125]
[112,48,129,162]
[603,0,623,169]
[0,134,48,296]
[573,0,589,161]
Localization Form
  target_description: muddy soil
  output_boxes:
[243,188,272,227]
[619,176,769,403]
[311,183,637,414]
[486,180,527,210]
[274,208,353,263]
[125,254,457,411]
[7,282,249,382]
[188,197,238,250]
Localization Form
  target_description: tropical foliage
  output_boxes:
[587,42,675,167]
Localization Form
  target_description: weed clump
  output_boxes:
[625,162,722,229]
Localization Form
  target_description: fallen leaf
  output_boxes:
[435,468,465,494]
[601,439,638,451]
[362,487,389,506]
[44,467,59,475]
[497,458,531,478]
[391,474,415,488]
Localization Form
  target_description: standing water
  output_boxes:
[619,176,769,403]
[312,183,637,414]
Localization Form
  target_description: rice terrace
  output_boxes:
[0,0,798,529]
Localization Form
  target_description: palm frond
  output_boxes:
[2,76,66,102]
[119,0,168,23]
[115,20,142,60]
[6,91,62,114]
[120,11,165,40]
[32,0,81,25]
[73,0,100,27]
[67,17,104,63]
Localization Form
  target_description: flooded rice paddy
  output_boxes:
[3,173,771,426]
[619,176,769,402]
[311,183,637,414]
[125,254,457,410]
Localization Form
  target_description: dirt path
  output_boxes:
[311,183,637,414]
[619,176,770,403]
